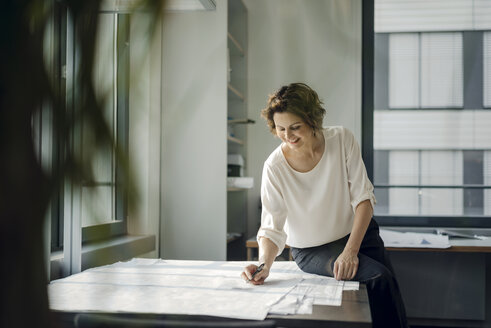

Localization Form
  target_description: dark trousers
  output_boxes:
[291,219,408,328]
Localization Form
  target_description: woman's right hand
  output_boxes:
[241,263,270,285]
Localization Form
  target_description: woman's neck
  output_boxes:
[286,131,324,159]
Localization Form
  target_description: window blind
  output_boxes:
[421,33,463,107]
[389,32,463,108]
[389,33,419,108]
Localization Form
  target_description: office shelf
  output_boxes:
[228,118,255,125]
[227,32,244,56]
[226,0,248,261]
[227,135,244,145]
[227,83,244,101]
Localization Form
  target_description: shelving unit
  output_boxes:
[227,83,244,101]
[227,187,245,192]
[228,118,255,125]
[226,0,249,261]
[227,32,244,56]
[227,135,244,145]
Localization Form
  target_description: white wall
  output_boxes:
[244,0,362,238]
[160,1,228,260]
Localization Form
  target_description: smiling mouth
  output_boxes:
[288,138,299,144]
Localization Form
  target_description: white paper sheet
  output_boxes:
[48,259,351,320]
[266,261,359,314]
[343,281,360,291]
[380,229,450,248]
[269,284,314,315]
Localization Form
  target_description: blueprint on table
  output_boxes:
[49,259,359,320]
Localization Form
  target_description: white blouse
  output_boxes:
[257,126,376,256]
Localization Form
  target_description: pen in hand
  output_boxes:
[248,263,265,282]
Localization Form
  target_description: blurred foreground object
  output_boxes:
[0,0,163,326]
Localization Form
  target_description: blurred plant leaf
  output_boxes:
[0,0,164,326]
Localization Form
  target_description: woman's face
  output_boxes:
[273,112,313,150]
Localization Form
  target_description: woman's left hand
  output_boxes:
[333,249,359,281]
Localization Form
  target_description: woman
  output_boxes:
[241,83,408,328]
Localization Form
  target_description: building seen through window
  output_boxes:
[374,0,491,225]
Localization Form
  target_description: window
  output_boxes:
[79,12,129,234]
[48,7,130,253]
[373,0,491,227]
[389,32,463,109]
[81,13,119,228]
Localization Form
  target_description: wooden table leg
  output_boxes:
[247,247,253,261]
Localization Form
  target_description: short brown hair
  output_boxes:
[261,83,326,135]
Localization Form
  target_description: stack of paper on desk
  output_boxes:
[380,229,450,248]
[48,259,358,320]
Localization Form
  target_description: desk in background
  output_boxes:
[382,228,491,327]
[246,238,292,261]
[386,239,491,253]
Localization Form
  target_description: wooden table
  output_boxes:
[53,285,371,328]
[268,284,371,327]
[49,259,372,328]
[386,240,491,253]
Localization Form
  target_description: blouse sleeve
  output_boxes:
[257,163,288,256]
[343,127,377,213]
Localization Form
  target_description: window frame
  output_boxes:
[484,31,491,109]
[49,2,66,252]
